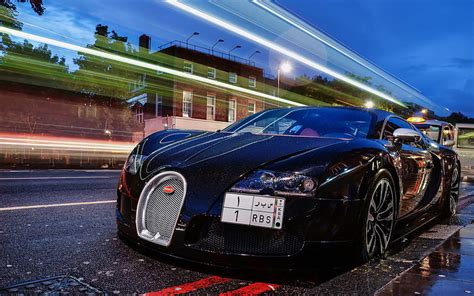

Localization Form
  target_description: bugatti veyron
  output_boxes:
[116,107,460,269]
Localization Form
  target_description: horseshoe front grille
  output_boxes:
[136,171,186,247]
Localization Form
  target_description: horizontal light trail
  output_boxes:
[145,276,231,296]
[0,140,132,152]
[0,26,303,107]
[219,282,281,295]
[166,0,405,108]
[0,176,115,181]
[0,133,135,153]
[0,200,116,212]
[0,137,134,150]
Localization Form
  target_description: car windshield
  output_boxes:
[223,108,375,138]
[457,128,474,149]
[417,125,441,142]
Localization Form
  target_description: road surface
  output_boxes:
[1,170,473,294]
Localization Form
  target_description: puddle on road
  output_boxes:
[377,225,474,295]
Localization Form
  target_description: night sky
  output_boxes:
[279,0,474,116]
[12,0,474,116]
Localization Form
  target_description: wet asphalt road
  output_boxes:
[0,170,473,295]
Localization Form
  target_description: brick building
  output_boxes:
[127,37,277,136]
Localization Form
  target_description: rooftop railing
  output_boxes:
[157,40,256,67]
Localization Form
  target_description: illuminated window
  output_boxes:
[182,90,193,117]
[183,61,193,73]
[248,102,256,115]
[206,93,216,120]
[248,76,256,88]
[155,94,162,117]
[135,105,144,123]
[208,67,216,79]
[229,72,237,83]
[228,99,237,122]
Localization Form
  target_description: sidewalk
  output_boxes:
[377,203,474,295]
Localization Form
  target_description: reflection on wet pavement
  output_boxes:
[378,224,474,295]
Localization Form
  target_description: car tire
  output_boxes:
[444,163,460,217]
[356,169,396,263]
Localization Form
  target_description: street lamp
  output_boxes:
[364,101,375,109]
[277,61,292,97]
[248,50,261,60]
[228,45,241,58]
[185,32,199,46]
[421,108,428,114]
[211,39,224,53]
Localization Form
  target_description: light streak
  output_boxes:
[166,0,406,108]
[0,26,304,107]
[251,0,432,104]
[0,133,135,153]
[0,176,114,180]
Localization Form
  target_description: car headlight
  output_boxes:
[230,170,318,197]
[124,154,146,175]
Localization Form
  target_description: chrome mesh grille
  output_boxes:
[136,171,186,247]
[144,178,184,241]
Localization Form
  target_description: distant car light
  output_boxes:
[407,116,425,123]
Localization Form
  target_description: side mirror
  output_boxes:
[393,128,421,143]
[443,140,455,147]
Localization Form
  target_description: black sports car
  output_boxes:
[116,107,460,269]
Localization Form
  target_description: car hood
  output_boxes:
[141,130,345,176]
[133,130,348,217]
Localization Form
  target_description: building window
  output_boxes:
[135,105,144,123]
[206,93,216,120]
[208,67,216,79]
[130,74,147,92]
[155,94,162,117]
[182,90,193,117]
[228,99,237,122]
[248,102,256,115]
[249,76,256,88]
[183,61,193,73]
[229,72,237,84]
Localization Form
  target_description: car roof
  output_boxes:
[272,106,394,122]
[413,119,453,128]
[456,123,474,128]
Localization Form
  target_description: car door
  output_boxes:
[382,116,434,217]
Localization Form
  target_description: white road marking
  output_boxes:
[0,176,115,181]
[0,200,116,211]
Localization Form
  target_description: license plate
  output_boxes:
[221,193,285,229]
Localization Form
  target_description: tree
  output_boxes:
[72,24,139,99]
[0,0,45,15]
[442,112,474,124]
[71,24,144,135]
[0,37,69,86]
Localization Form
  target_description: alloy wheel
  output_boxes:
[449,166,460,216]
[366,178,395,259]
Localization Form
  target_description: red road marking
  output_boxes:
[145,276,231,295]
[219,282,281,296]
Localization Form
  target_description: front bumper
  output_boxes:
[116,190,362,270]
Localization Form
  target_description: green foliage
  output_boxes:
[442,112,474,124]
[0,0,45,15]
[0,5,22,29]
[72,24,140,99]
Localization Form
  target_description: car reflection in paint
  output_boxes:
[116,107,460,270]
